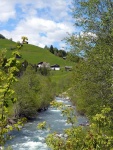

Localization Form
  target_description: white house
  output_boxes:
[37,62,50,68]
[65,66,72,71]
[51,64,60,70]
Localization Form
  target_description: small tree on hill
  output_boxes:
[21,36,28,44]
[44,45,49,50]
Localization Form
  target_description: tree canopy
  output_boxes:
[67,0,113,57]
[21,36,28,44]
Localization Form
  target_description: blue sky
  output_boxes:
[0,0,75,50]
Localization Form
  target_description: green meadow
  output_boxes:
[0,39,74,67]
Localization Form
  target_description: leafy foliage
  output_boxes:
[38,66,50,76]
[66,0,113,119]
[0,49,25,147]
[37,121,47,130]
[14,65,55,118]
[46,102,113,150]
[42,0,113,149]
[21,36,28,44]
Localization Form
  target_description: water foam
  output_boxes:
[50,109,61,112]
[21,141,47,150]
[55,119,66,123]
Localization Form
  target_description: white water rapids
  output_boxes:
[6,97,87,150]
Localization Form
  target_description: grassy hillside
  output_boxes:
[50,70,71,83]
[0,39,16,49]
[0,39,74,67]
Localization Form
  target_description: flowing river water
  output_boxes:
[6,97,87,150]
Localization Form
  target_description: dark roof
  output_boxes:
[51,64,60,67]
[38,62,43,65]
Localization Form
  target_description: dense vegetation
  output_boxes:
[42,0,113,149]
[45,45,67,58]
[0,38,72,148]
[14,65,55,119]
[68,0,113,119]
[45,102,113,150]
[1,0,113,149]
[0,50,26,146]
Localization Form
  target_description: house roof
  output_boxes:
[65,66,72,69]
[51,64,60,68]
[38,62,43,65]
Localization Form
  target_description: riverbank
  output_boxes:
[5,97,88,150]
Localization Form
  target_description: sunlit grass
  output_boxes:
[0,39,74,67]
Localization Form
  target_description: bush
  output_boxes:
[14,65,55,118]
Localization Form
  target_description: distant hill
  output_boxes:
[0,34,6,39]
[0,39,74,67]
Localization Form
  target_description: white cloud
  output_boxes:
[0,0,16,22]
[1,17,74,47]
[0,0,74,49]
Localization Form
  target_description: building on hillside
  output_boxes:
[37,62,43,67]
[63,57,66,60]
[37,62,50,68]
[65,66,72,71]
[51,64,60,70]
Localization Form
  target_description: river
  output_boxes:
[6,97,87,150]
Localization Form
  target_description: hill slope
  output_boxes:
[0,39,73,67]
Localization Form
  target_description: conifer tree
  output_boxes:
[50,45,54,54]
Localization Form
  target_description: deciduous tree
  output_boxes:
[0,50,24,147]
[67,0,113,118]
[21,36,28,44]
